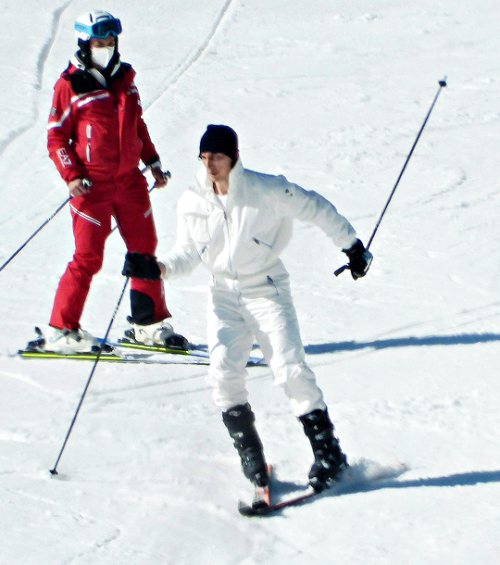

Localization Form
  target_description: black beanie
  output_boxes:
[199,125,239,162]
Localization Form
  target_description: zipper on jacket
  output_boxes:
[85,123,92,162]
[253,237,273,249]
[222,209,236,276]
[267,275,279,295]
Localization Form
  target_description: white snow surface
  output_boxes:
[1,0,500,563]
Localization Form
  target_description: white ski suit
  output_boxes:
[161,159,358,416]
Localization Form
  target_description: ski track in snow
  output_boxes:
[144,0,234,112]
[0,1,71,161]
[1,368,68,399]
[0,0,74,236]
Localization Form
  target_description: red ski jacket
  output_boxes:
[47,60,159,194]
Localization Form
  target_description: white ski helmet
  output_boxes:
[74,10,122,41]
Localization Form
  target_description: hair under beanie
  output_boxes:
[199,125,239,163]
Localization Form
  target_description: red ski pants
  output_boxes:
[50,187,170,330]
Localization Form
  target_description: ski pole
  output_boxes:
[0,178,93,274]
[1,171,170,270]
[49,276,130,476]
[0,197,70,273]
[49,171,171,473]
[335,78,447,277]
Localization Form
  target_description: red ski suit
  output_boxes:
[47,60,170,330]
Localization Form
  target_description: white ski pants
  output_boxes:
[206,269,326,417]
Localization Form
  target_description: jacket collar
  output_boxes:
[71,53,122,88]
[194,158,245,201]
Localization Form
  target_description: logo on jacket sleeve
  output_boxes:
[56,148,73,168]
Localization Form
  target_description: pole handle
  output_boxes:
[334,264,350,277]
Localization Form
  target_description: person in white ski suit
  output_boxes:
[122,125,372,492]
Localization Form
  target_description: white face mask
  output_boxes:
[90,46,115,69]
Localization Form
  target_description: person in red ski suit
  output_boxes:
[43,10,186,354]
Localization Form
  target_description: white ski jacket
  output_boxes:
[161,159,358,285]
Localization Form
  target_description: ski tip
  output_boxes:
[238,501,257,517]
[238,500,270,517]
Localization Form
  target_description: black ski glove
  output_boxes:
[342,239,373,280]
[122,252,161,279]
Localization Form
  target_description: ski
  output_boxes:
[16,348,212,364]
[17,328,265,366]
[17,333,209,364]
[16,346,213,364]
[18,349,125,362]
[113,337,265,366]
[248,483,271,512]
[17,342,262,366]
[238,486,317,517]
[115,337,209,358]
[238,460,409,517]
[238,464,273,516]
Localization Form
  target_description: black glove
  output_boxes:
[342,239,373,280]
[122,252,161,279]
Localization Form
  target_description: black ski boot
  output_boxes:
[299,408,348,492]
[222,403,269,487]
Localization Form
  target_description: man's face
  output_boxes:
[200,152,233,183]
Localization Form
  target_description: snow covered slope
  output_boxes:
[1,1,499,563]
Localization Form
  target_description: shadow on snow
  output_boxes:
[304,332,500,355]
[269,467,500,514]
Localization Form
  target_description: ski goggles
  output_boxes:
[75,18,122,39]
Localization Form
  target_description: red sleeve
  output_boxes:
[138,117,159,165]
[47,76,86,183]
[135,89,160,165]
